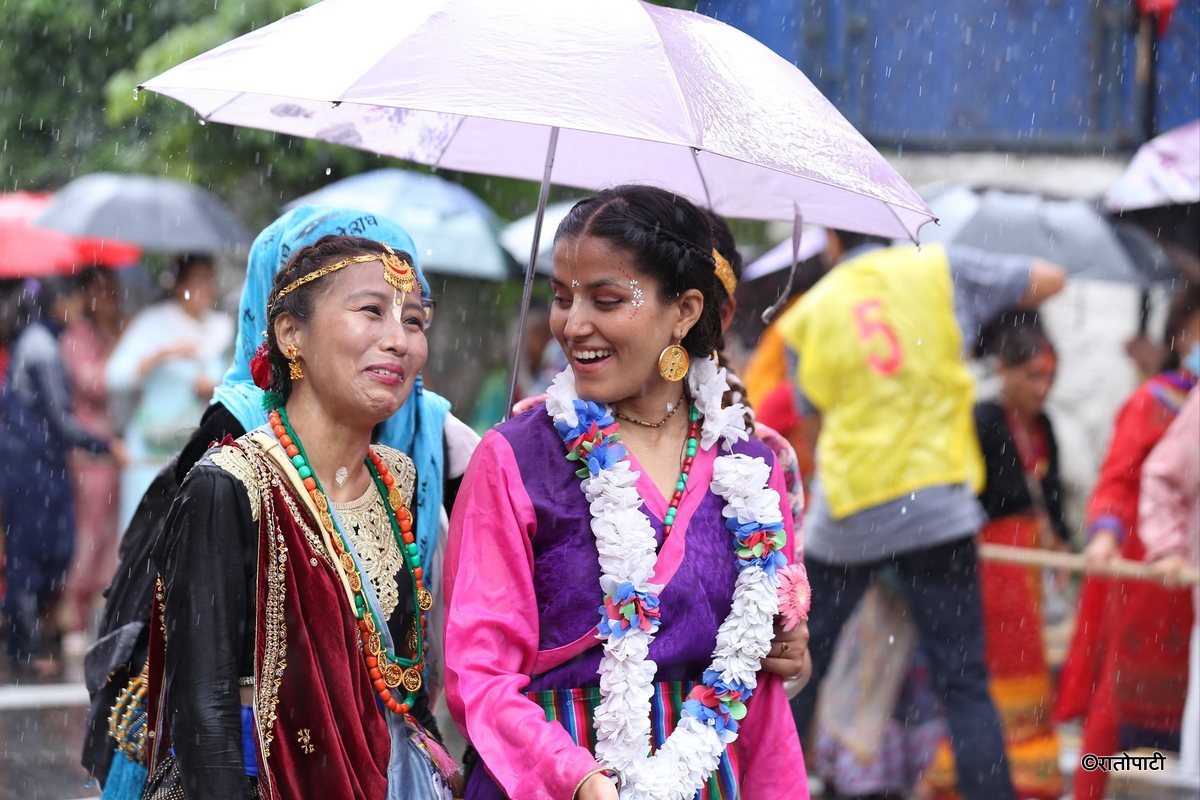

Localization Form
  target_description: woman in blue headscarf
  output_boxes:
[85,206,479,792]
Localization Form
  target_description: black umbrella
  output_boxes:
[922,186,1177,287]
[35,173,251,252]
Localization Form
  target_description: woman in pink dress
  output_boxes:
[444,185,809,800]
[61,267,124,637]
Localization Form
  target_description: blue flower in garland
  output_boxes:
[727,518,787,575]
[585,437,628,475]
[681,698,739,742]
[701,669,754,705]
[682,682,742,743]
[554,400,614,443]
[597,581,661,639]
[735,548,787,575]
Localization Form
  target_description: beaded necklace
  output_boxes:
[662,406,702,538]
[268,406,431,715]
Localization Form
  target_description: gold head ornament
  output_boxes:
[712,249,737,298]
[271,244,419,309]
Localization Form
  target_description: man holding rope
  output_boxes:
[777,230,1065,800]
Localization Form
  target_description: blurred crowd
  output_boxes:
[0,256,232,678]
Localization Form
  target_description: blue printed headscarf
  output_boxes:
[212,205,451,579]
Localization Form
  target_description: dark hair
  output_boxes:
[991,312,1055,367]
[555,185,725,358]
[263,234,415,398]
[703,208,743,298]
[75,265,113,292]
[1163,281,1200,371]
[7,277,77,340]
[697,207,757,429]
[173,253,214,286]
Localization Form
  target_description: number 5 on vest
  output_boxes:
[853,298,903,375]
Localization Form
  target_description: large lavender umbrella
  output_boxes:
[139,0,934,403]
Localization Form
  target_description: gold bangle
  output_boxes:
[573,767,614,798]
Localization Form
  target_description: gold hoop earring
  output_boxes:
[287,344,304,381]
[658,343,689,382]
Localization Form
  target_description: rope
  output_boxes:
[979,543,1200,586]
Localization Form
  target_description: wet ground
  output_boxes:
[0,683,98,800]
[1,667,1196,800]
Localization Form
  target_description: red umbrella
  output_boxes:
[0,218,86,277]
[0,192,140,277]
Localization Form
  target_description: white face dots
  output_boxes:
[630,278,644,309]
[570,279,581,288]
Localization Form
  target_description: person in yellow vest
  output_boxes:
[777,229,1065,800]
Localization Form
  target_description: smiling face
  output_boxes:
[275,260,430,429]
[550,234,702,406]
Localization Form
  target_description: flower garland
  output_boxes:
[545,356,788,799]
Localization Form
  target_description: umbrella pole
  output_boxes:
[504,127,561,419]
[760,207,804,325]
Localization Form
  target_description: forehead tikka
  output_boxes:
[271,244,418,317]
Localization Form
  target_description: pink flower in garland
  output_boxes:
[776,562,811,632]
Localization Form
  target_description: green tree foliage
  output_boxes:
[0,0,700,228]
[1,0,385,225]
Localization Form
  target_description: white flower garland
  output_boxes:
[545,355,785,800]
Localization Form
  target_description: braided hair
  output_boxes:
[700,207,756,432]
[262,234,415,399]
[555,185,726,359]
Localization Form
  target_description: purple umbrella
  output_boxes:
[1104,119,1200,213]
[139,0,935,404]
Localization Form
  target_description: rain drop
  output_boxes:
[198,119,206,126]
[326,167,332,176]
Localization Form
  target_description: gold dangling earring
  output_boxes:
[287,344,304,381]
[658,342,690,382]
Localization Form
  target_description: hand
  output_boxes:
[138,342,197,378]
[162,341,198,361]
[1083,530,1120,573]
[1152,554,1190,588]
[763,617,812,689]
[575,772,618,800]
[1124,335,1167,378]
[193,374,218,399]
[447,769,465,798]
[108,438,129,469]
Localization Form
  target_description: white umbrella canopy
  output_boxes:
[743,226,828,282]
[138,0,933,240]
[287,169,510,280]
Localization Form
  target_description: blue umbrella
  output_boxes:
[286,169,511,280]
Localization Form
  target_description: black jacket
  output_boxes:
[974,400,1069,542]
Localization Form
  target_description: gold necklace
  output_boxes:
[612,393,686,428]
